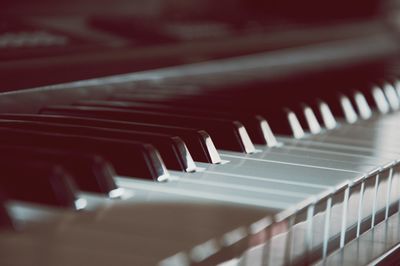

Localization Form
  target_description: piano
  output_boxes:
[1,0,400,265]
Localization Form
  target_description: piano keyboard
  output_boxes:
[1,51,400,266]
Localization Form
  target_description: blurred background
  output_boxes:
[0,0,398,91]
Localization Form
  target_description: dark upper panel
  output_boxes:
[0,0,395,91]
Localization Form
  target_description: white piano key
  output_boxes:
[209,155,361,187]
[222,148,378,173]
[262,144,391,166]
[278,136,399,160]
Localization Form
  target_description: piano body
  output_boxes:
[2,0,400,265]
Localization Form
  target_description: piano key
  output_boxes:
[315,115,400,143]
[310,133,400,153]
[335,111,400,131]
[170,170,322,198]
[221,148,378,173]
[0,145,118,195]
[0,119,196,172]
[40,105,256,153]
[75,100,277,146]
[0,128,168,181]
[307,114,400,141]
[278,136,400,160]
[0,162,79,208]
[112,92,298,136]
[208,155,362,186]
[255,144,390,166]
[0,113,221,164]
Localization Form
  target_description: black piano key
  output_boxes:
[75,100,274,145]
[0,128,168,181]
[111,92,299,136]
[0,120,196,172]
[0,145,118,195]
[112,92,231,108]
[0,113,221,164]
[40,105,256,153]
[0,162,78,208]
